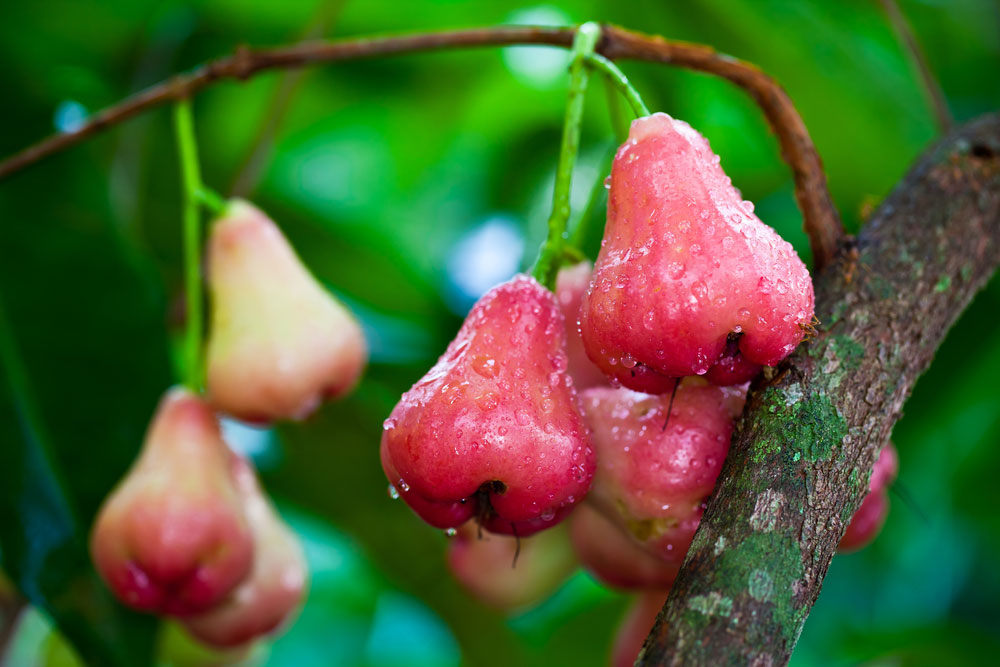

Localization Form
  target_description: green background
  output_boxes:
[1,0,998,665]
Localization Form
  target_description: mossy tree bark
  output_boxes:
[640,113,1000,665]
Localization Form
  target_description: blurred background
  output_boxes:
[0,0,998,665]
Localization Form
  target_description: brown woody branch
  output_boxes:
[0,24,842,269]
[640,114,1000,665]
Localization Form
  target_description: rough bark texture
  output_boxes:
[640,114,1000,665]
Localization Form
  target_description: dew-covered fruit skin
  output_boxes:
[580,112,814,391]
[839,442,898,552]
[581,379,746,538]
[182,455,307,648]
[380,274,594,537]
[611,590,670,667]
[569,504,679,591]
[90,388,253,616]
[555,262,609,391]
[446,521,576,609]
[205,199,367,424]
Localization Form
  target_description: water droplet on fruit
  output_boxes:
[475,392,500,411]
[388,484,400,500]
[472,356,497,377]
[722,236,734,249]
[742,200,755,213]
[445,528,457,537]
[400,481,411,492]
[541,508,555,521]
[621,353,637,369]
[691,281,708,300]
[738,308,751,319]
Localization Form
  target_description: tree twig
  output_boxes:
[228,0,346,197]
[0,23,843,270]
[640,113,1000,666]
[877,0,953,134]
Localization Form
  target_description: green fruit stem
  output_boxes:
[172,98,206,392]
[604,78,630,143]
[531,21,601,291]
[568,144,616,250]
[586,53,650,119]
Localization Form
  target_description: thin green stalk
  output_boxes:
[531,21,601,290]
[196,187,228,216]
[586,53,650,118]
[568,144,616,250]
[604,77,630,143]
[172,99,205,392]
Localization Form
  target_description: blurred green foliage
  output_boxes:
[0,0,998,665]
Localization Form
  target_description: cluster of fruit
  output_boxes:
[89,201,367,649]
[380,113,897,664]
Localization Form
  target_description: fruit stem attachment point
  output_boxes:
[173,98,206,392]
[196,187,228,216]
[585,53,650,118]
[531,21,601,290]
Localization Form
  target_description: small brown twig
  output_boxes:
[0,23,844,270]
[228,0,347,197]
[877,0,953,134]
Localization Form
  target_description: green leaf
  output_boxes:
[0,294,156,667]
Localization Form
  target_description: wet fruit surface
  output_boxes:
[381,275,594,536]
[581,379,745,533]
[581,113,814,391]
[569,504,678,591]
[555,262,609,391]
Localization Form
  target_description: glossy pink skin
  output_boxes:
[569,504,679,591]
[839,442,898,552]
[90,388,254,616]
[581,380,746,528]
[380,275,594,537]
[446,521,576,609]
[581,113,815,392]
[611,590,670,667]
[555,262,610,391]
[206,199,367,424]
[183,456,307,648]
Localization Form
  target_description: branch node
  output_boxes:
[232,44,255,81]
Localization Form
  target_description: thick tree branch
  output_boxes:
[640,114,1000,665]
[0,24,842,269]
